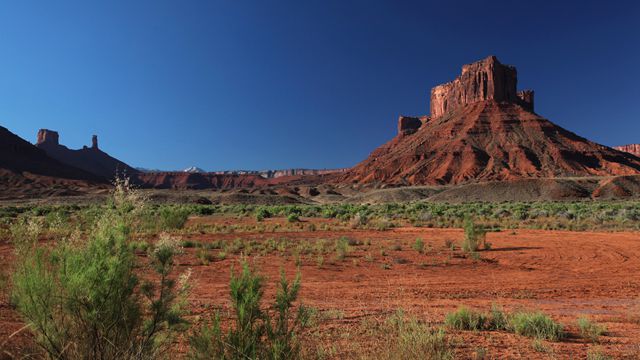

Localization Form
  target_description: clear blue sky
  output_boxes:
[1,1,638,171]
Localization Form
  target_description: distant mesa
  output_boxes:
[35,129,139,181]
[614,144,640,157]
[339,55,640,185]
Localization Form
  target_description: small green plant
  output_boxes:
[445,306,487,330]
[182,239,198,248]
[488,304,508,330]
[255,208,271,222]
[531,339,552,353]
[368,310,453,360]
[316,255,324,268]
[287,214,300,223]
[335,237,350,261]
[413,238,425,254]
[159,206,190,230]
[586,348,612,360]
[217,251,227,260]
[577,316,607,343]
[189,262,310,359]
[462,217,486,253]
[509,311,564,341]
[196,247,214,265]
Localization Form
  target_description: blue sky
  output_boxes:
[0,0,638,170]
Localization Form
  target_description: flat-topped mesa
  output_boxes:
[36,129,59,146]
[398,115,430,136]
[614,144,640,157]
[430,55,534,118]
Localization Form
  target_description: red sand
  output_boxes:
[2,222,640,359]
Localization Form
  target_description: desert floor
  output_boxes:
[2,216,640,359]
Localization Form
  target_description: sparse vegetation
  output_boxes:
[413,238,425,254]
[361,310,453,360]
[586,348,612,360]
[189,262,310,359]
[509,311,564,341]
[577,316,607,343]
[445,306,487,330]
[10,179,189,359]
[462,216,486,253]
[445,305,563,341]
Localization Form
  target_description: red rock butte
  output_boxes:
[339,55,640,185]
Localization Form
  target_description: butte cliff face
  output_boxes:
[0,126,104,198]
[614,144,640,157]
[339,56,640,185]
[35,129,139,181]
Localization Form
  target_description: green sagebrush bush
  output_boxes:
[189,261,310,360]
[11,178,190,360]
[462,217,487,253]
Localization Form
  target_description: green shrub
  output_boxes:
[462,217,486,253]
[159,206,190,230]
[369,310,453,360]
[445,306,487,330]
[577,316,607,342]
[531,339,552,353]
[287,214,300,223]
[488,304,508,331]
[189,262,310,359]
[255,208,271,222]
[196,247,214,265]
[586,348,612,360]
[11,181,189,359]
[335,237,350,261]
[412,238,425,254]
[509,311,564,341]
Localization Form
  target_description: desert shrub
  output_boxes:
[445,306,487,330]
[366,310,453,360]
[182,239,198,248]
[350,212,368,228]
[412,238,425,254]
[287,214,300,223]
[509,311,564,341]
[159,206,190,230]
[577,316,607,342]
[462,217,486,253]
[11,180,189,359]
[196,247,214,265]
[530,339,552,353]
[189,262,310,359]
[335,237,350,261]
[488,304,509,331]
[255,208,271,222]
[586,348,612,360]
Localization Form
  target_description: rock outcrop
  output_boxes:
[338,56,640,185]
[36,130,139,180]
[398,116,429,136]
[430,56,533,118]
[614,144,640,157]
[0,126,99,180]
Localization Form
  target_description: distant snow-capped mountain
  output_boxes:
[183,166,206,173]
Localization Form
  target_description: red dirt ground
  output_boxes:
[2,218,640,359]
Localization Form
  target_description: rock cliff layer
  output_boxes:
[614,144,640,157]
